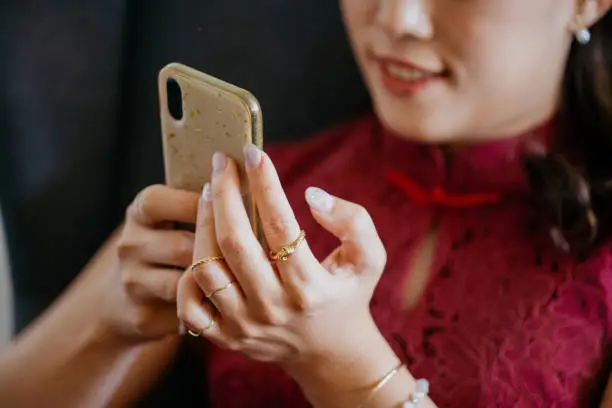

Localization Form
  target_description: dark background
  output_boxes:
[0,1,370,405]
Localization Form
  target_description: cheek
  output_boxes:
[339,0,377,42]
[436,0,572,84]
[438,3,572,120]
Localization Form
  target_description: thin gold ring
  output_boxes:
[206,280,237,299]
[270,230,306,262]
[187,328,202,337]
[186,319,215,337]
[190,256,225,272]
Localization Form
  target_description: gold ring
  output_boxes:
[186,319,215,337]
[190,256,225,272]
[269,230,306,262]
[206,280,237,299]
[187,328,202,337]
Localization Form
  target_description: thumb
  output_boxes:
[305,187,386,272]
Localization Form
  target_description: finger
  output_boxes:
[305,187,386,272]
[243,145,317,277]
[193,183,246,317]
[177,270,222,339]
[211,152,282,304]
[118,228,195,268]
[128,185,200,226]
[125,305,181,339]
[123,266,182,303]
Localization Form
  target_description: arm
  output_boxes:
[285,320,435,408]
[601,374,612,408]
[0,231,180,408]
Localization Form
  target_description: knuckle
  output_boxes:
[218,231,246,255]
[128,307,153,336]
[134,185,164,222]
[170,231,194,264]
[121,271,141,298]
[116,236,139,261]
[359,238,387,271]
[159,275,180,302]
[192,263,213,284]
[348,205,372,231]
[365,245,387,272]
[258,304,287,326]
[224,340,241,352]
[294,289,318,313]
[196,208,214,230]
[267,212,292,239]
[176,309,201,332]
[234,321,258,340]
[176,307,191,326]
[211,181,229,202]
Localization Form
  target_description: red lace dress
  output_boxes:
[202,114,612,408]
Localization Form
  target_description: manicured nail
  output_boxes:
[244,144,262,170]
[202,182,212,202]
[212,152,228,175]
[305,187,334,213]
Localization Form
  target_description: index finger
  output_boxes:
[244,146,318,278]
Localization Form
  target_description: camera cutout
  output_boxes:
[166,77,183,121]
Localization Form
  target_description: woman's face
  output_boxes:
[340,0,578,143]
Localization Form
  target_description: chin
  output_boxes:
[373,102,458,145]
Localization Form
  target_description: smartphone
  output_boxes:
[158,62,263,236]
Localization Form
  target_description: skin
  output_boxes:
[178,0,612,407]
[342,0,603,144]
[0,0,611,407]
[0,187,200,407]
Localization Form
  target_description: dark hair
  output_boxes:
[523,10,612,257]
[522,12,612,406]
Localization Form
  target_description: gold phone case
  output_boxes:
[158,62,263,234]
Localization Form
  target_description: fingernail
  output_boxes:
[244,144,262,170]
[305,187,334,213]
[212,152,228,175]
[202,182,212,202]
[178,322,186,336]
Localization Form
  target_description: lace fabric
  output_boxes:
[203,115,612,407]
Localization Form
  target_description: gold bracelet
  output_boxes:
[356,363,405,408]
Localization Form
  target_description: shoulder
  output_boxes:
[264,112,377,181]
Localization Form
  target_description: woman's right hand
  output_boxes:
[103,184,200,341]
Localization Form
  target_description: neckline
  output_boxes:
[375,118,557,207]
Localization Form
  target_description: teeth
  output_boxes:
[387,64,428,81]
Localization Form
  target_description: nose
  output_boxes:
[375,0,433,40]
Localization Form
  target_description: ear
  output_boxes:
[576,0,612,28]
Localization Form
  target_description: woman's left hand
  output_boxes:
[176,145,387,366]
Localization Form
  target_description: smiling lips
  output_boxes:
[376,56,446,96]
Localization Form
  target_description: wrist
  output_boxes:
[284,318,400,406]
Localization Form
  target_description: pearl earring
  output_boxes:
[576,27,591,44]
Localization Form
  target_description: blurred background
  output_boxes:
[0,1,370,403]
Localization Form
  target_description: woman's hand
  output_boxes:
[0,185,201,407]
[176,145,387,365]
[104,184,200,341]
